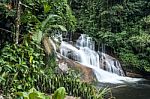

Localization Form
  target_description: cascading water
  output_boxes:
[59,34,140,83]
[99,53,125,76]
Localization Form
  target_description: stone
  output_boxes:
[57,53,95,83]
[126,72,143,78]
[58,62,69,72]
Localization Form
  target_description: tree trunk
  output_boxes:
[15,0,21,44]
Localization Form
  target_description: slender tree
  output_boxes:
[15,0,21,44]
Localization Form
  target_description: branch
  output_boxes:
[0,28,13,33]
[20,2,38,11]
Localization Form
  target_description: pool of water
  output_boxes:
[96,80,150,99]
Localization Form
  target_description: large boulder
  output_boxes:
[57,53,95,83]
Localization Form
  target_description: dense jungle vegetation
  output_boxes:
[69,0,150,73]
[0,0,150,98]
[0,0,109,98]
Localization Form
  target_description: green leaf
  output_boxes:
[44,3,51,13]
[17,85,22,90]
[29,88,37,93]
[2,72,8,78]
[0,76,5,82]
[55,25,67,32]
[16,92,29,99]
[32,30,43,43]
[41,14,61,30]
[29,92,41,99]
[46,25,67,32]
[52,87,66,99]
[0,67,2,72]
[30,56,33,63]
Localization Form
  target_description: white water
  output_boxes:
[99,53,125,76]
[59,34,141,83]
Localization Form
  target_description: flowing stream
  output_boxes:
[60,34,141,83]
[51,33,150,98]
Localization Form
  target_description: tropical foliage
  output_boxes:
[69,0,150,73]
[0,40,45,97]
[16,88,51,99]
[16,87,66,99]
[0,0,109,99]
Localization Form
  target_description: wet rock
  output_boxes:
[58,62,69,72]
[126,72,143,78]
[57,53,95,83]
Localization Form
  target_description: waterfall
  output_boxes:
[59,34,140,83]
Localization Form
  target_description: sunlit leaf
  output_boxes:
[30,56,33,63]
[44,3,51,13]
